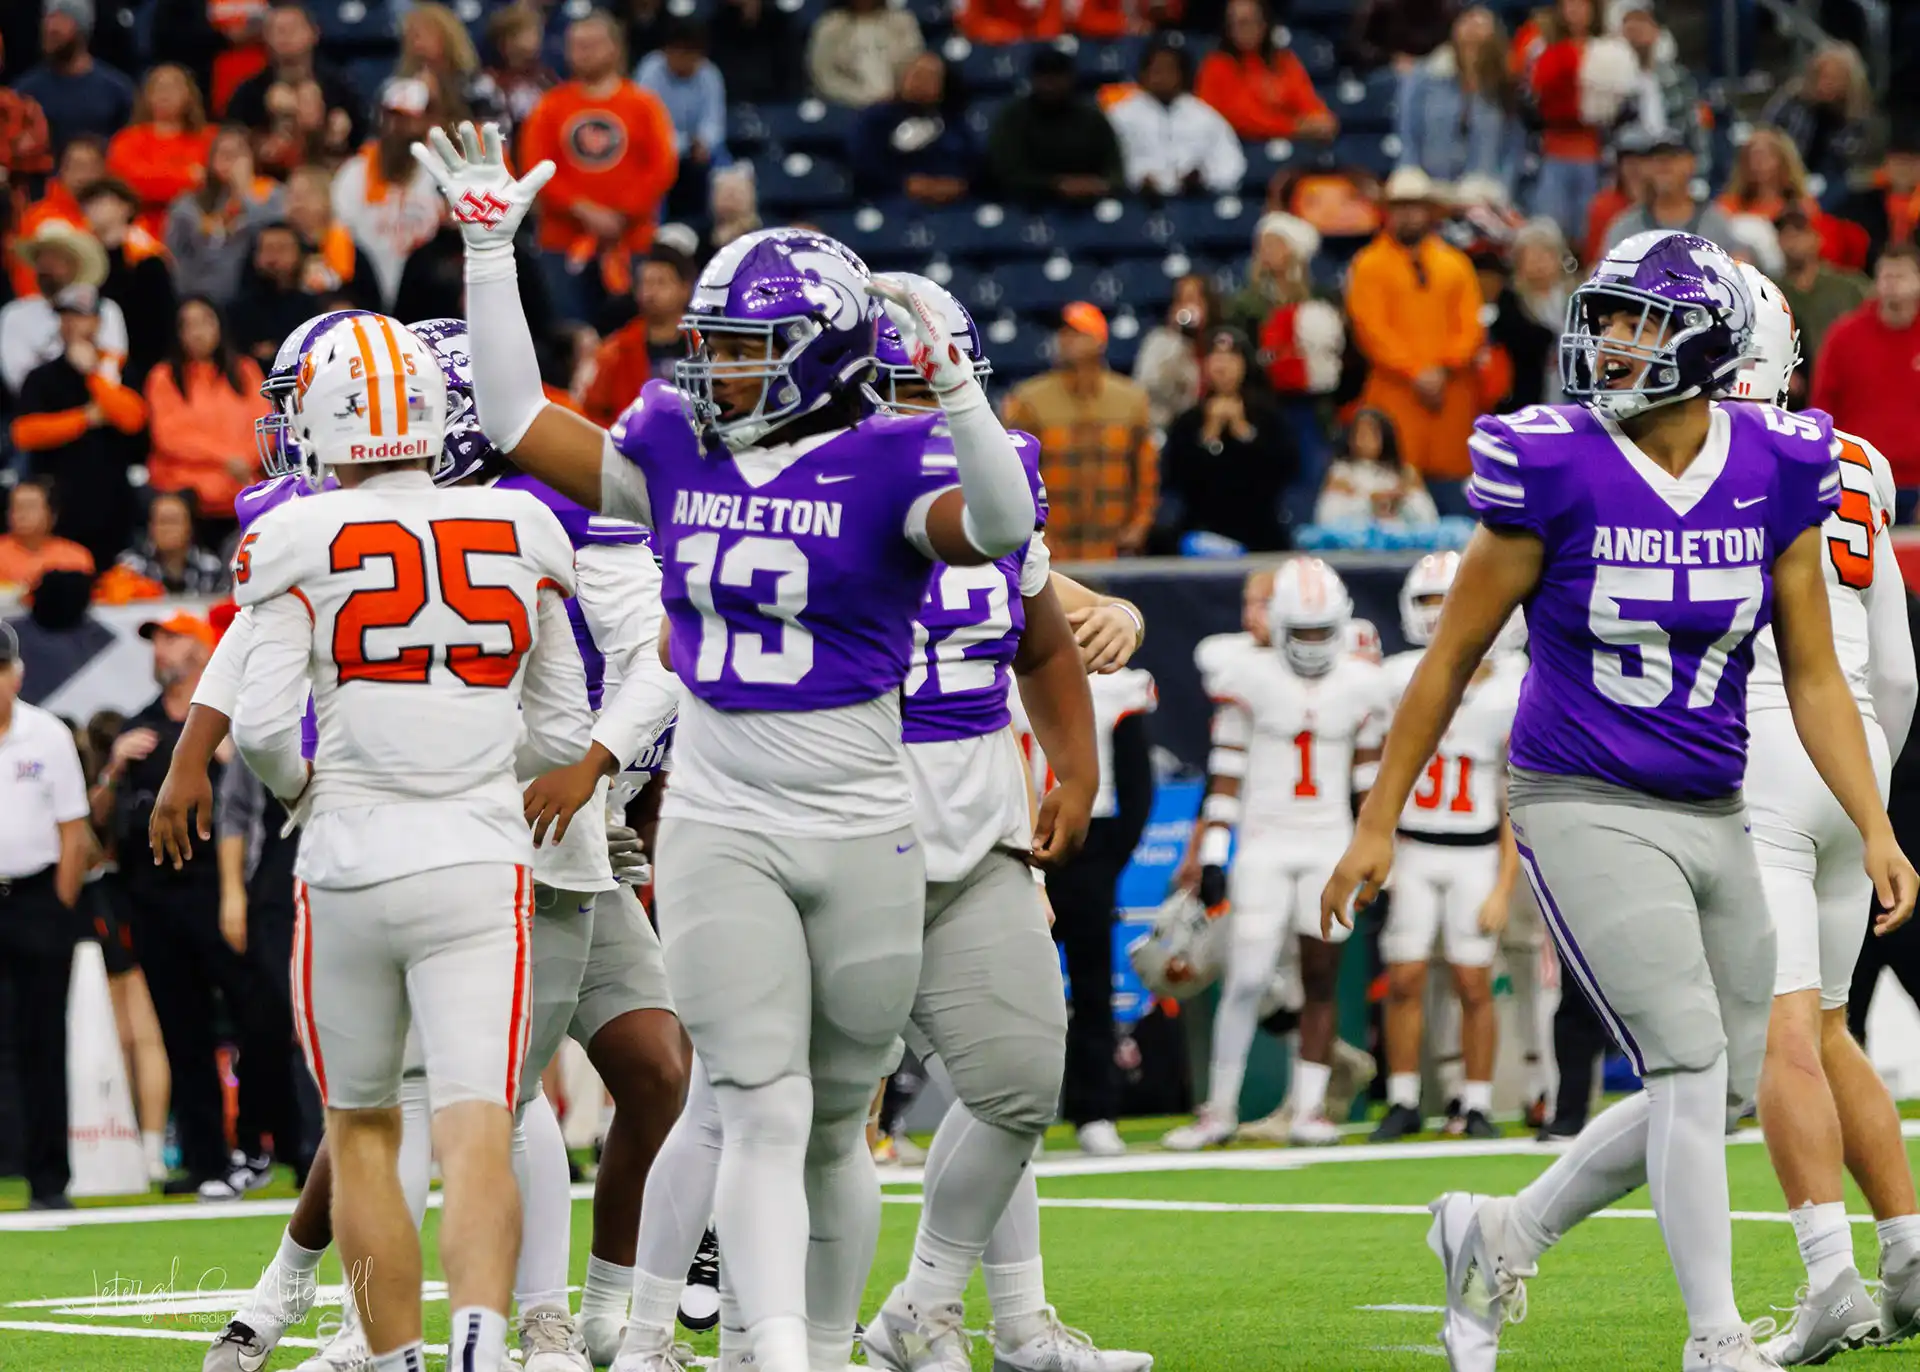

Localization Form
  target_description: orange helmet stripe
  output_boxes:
[348,318,385,437]
[374,316,410,437]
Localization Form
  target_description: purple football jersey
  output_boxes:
[612,380,954,712]
[1467,400,1841,800]
[901,428,1049,744]
[235,472,333,758]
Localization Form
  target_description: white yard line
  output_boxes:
[0,1318,450,1356]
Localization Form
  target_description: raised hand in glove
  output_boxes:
[411,120,554,257]
[866,274,978,407]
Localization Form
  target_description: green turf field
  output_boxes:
[5,1119,1920,1370]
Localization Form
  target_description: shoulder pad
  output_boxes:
[229,500,313,606]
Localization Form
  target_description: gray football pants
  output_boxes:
[900,850,1067,1136]
[1508,776,1775,1108]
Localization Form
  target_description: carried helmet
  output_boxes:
[408,316,503,484]
[1560,230,1754,420]
[871,272,989,413]
[1268,556,1353,677]
[1726,262,1801,408]
[1399,550,1460,647]
[257,309,376,475]
[291,315,448,472]
[674,227,879,448]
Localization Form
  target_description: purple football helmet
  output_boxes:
[408,317,503,485]
[255,309,376,476]
[1561,230,1755,419]
[871,274,990,414]
[675,227,879,448]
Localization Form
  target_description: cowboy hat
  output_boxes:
[11,219,109,289]
[1382,166,1449,206]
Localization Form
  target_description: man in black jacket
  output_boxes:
[79,178,174,391]
[223,3,365,155]
[985,45,1124,208]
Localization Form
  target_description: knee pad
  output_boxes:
[955,1054,1061,1139]
[714,1075,812,1151]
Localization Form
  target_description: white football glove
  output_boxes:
[607,824,651,886]
[866,274,979,407]
[411,120,553,257]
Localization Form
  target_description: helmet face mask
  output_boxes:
[1268,556,1353,677]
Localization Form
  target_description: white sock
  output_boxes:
[749,1314,808,1372]
[985,1257,1048,1349]
[449,1307,509,1372]
[632,1053,723,1315]
[905,1101,1037,1309]
[1512,1091,1651,1266]
[718,1267,748,1361]
[511,1092,573,1312]
[803,1112,879,1371]
[370,1342,426,1372]
[1792,1202,1855,1290]
[712,1078,811,1372]
[1461,1080,1493,1114]
[1387,1072,1420,1110]
[276,1229,325,1275]
[581,1254,634,1325]
[1645,1062,1743,1339]
[1292,1059,1331,1119]
[398,1074,433,1229]
[1879,1215,1920,1262]
[628,1266,682,1337]
[1208,925,1285,1121]
[143,1130,165,1174]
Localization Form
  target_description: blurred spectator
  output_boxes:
[1195,0,1338,142]
[708,165,763,250]
[0,479,95,595]
[521,13,679,325]
[399,4,505,131]
[1716,127,1815,225]
[1608,1,1708,182]
[581,242,695,427]
[111,490,230,595]
[849,52,977,206]
[11,136,106,298]
[622,0,673,64]
[225,2,363,173]
[1523,0,1603,248]
[142,297,266,527]
[1472,243,1553,410]
[1313,407,1438,525]
[1812,245,1920,517]
[986,46,1124,207]
[1580,141,1649,264]
[391,208,475,323]
[283,165,379,309]
[80,179,174,391]
[956,0,1059,45]
[1153,326,1293,552]
[0,621,91,1211]
[2,221,129,397]
[1003,302,1158,560]
[637,20,731,222]
[1600,131,1737,256]
[1760,40,1870,200]
[11,285,147,566]
[164,124,283,306]
[226,222,322,363]
[807,0,925,110]
[1134,274,1214,429]
[1345,168,1484,511]
[14,0,136,154]
[1224,211,1312,336]
[0,33,54,179]
[1247,217,1345,399]
[1774,206,1868,403]
[329,79,447,310]
[1835,122,1920,273]
[1109,39,1246,199]
[1350,0,1454,71]
[105,65,214,240]
[145,0,267,119]
[485,5,560,134]
[709,0,798,105]
[1396,7,1522,192]
[1509,216,1573,401]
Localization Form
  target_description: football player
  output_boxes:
[1164,556,1389,1151]
[1730,265,1920,1362]
[1323,231,1914,1372]
[413,122,1045,1372]
[230,313,592,1372]
[1370,551,1522,1143]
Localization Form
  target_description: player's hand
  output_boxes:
[110,727,159,776]
[219,887,247,955]
[607,824,651,886]
[1320,824,1394,938]
[1867,830,1919,936]
[1032,777,1094,867]
[523,751,608,848]
[149,757,213,869]
[1198,863,1227,909]
[867,274,974,401]
[1477,890,1511,937]
[1068,603,1140,674]
[412,120,553,255]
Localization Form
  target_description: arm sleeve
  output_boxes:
[11,408,91,450]
[1463,414,1544,537]
[516,587,595,777]
[231,593,314,802]
[1869,520,1918,760]
[579,562,680,770]
[464,248,555,454]
[943,385,1039,558]
[192,606,256,718]
[599,427,654,525]
[88,371,146,433]
[1017,533,1052,597]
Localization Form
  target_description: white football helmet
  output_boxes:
[1727,261,1800,407]
[292,315,449,472]
[1128,888,1296,1017]
[1268,556,1352,677]
[1345,616,1382,664]
[1398,550,1460,647]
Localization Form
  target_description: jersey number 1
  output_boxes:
[330,519,533,687]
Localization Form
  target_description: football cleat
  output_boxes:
[1686,1327,1784,1370]
[608,1323,696,1372]
[1370,1104,1424,1142]
[1428,1192,1532,1372]
[1751,1269,1877,1365]
[1871,1243,1920,1347]
[1325,1040,1378,1126]
[862,1291,973,1372]
[1159,1108,1236,1152]
[206,1253,319,1372]
[1075,1121,1126,1157]
[680,1226,720,1332]
[519,1305,592,1371]
[292,1310,373,1372]
[203,1321,275,1372]
[1459,1109,1501,1140]
[1234,1102,1294,1145]
[1288,1114,1342,1147]
[990,1308,1153,1372]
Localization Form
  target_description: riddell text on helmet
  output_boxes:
[351,439,436,460]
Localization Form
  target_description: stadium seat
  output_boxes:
[730,102,771,153]
[1103,257,1180,315]
[1285,0,1360,35]
[1075,36,1147,84]
[991,255,1097,315]
[758,99,857,156]
[753,152,853,212]
[1332,69,1399,133]
[951,39,1038,95]
[1105,315,1143,372]
[314,0,397,53]
[1164,196,1260,253]
[1285,28,1337,81]
[980,316,1054,378]
[1049,201,1182,258]
[1241,136,1314,192]
[1332,131,1398,178]
[344,55,397,106]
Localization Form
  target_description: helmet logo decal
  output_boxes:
[454,189,512,229]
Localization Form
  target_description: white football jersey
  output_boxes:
[1007,665,1156,821]
[1748,428,1896,720]
[1203,643,1387,835]
[1384,649,1521,837]
[230,470,591,888]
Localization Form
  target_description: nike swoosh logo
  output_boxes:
[237,1347,268,1372]
[896,841,916,853]
[816,473,855,484]
[1733,495,1767,508]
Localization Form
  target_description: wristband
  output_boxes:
[1201,791,1242,825]
[1115,601,1145,648]
[1197,824,1232,868]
